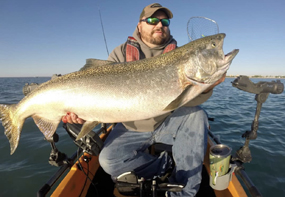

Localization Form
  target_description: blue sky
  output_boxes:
[0,0,284,77]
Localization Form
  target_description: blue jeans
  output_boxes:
[99,106,209,196]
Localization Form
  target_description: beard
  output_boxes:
[140,27,170,45]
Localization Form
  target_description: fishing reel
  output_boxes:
[232,75,284,163]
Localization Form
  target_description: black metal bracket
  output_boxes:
[45,133,68,167]
[63,123,104,156]
[232,75,284,163]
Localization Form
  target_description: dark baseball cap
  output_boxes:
[139,3,173,20]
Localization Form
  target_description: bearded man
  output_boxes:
[63,3,225,196]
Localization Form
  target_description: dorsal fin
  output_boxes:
[80,59,115,71]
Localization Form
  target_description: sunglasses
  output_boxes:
[140,18,170,27]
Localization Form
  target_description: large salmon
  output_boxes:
[0,33,238,154]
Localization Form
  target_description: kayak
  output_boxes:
[38,123,249,197]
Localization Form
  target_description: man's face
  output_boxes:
[138,10,170,46]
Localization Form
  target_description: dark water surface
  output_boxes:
[0,77,284,197]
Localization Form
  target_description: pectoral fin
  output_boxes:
[163,86,193,111]
[32,115,60,140]
[76,121,100,140]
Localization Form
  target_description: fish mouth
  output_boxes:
[187,49,239,85]
[218,49,239,73]
[224,49,239,64]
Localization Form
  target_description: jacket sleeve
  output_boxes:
[107,43,127,63]
[183,89,213,107]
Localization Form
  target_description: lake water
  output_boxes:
[0,77,284,197]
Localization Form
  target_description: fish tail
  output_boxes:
[0,104,24,155]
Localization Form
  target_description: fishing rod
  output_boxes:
[98,7,109,56]
[97,6,109,131]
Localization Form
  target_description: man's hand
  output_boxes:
[203,73,226,93]
[62,112,86,124]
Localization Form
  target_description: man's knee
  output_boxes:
[98,148,111,174]
[177,106,208,123]
[99,145,130,176]
[99,146,120,176]
[185,106,207,116]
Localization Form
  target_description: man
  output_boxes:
[63,3,225,196]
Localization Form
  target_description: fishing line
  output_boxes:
[187,16,219,41]
[98,7,109,56]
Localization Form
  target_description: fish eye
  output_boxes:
[212,42,216,48]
